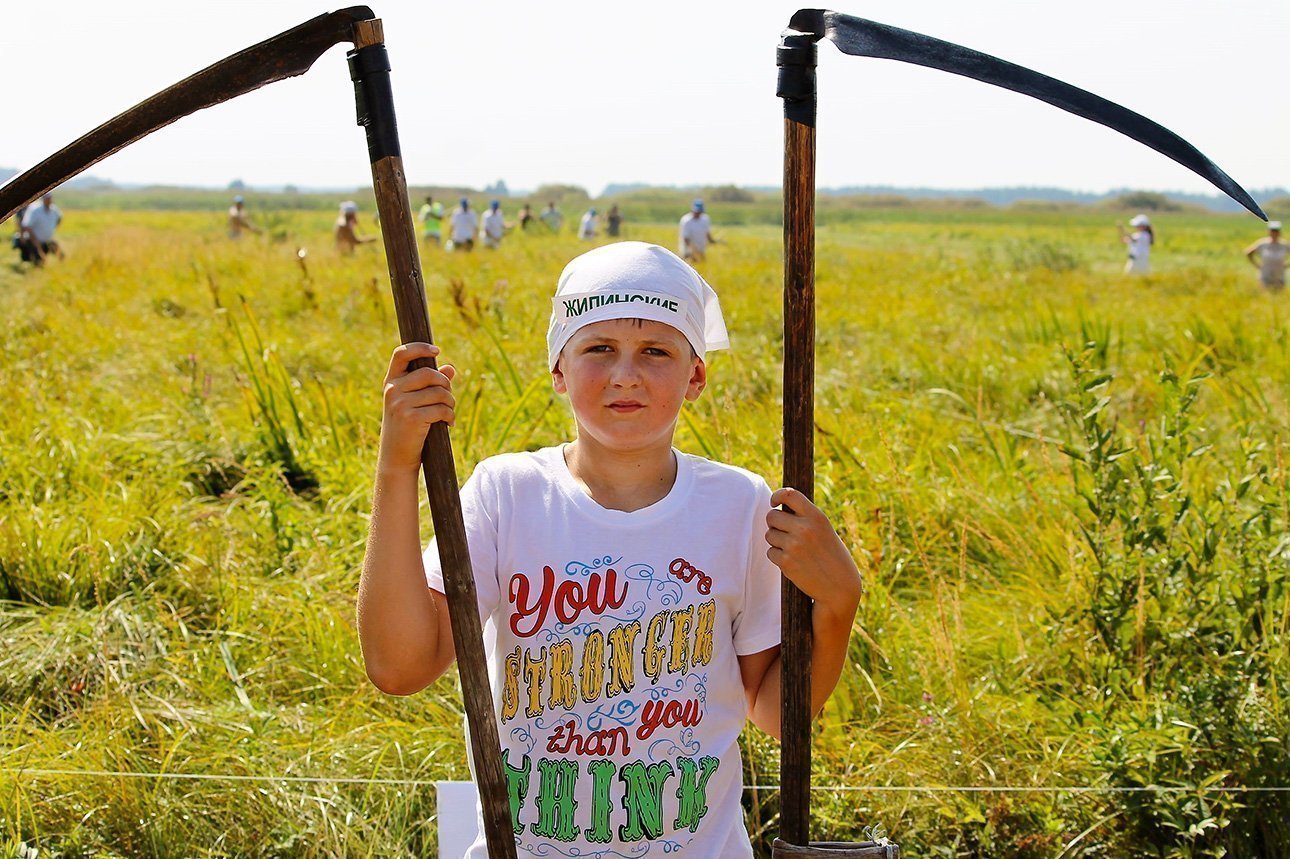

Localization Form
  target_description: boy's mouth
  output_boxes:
[608,400,644,412]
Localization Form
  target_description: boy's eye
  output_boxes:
[644,347,671,357]
[585,344,613,353]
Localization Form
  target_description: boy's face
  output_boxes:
[552,318,706,453]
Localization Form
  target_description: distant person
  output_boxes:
[518,202,534,231]
[418,195,445,246]
[679,198,716,262]
[16,193,63,265]
[481,199,508,249]
[449,197,478,251]
[1119,213,1154,274]
[335,201,376,255]
[539,201,564,233]
[9,205,27,256]
[1244,220,1287,292]
[227,195,260,239]
[578,207,598,240]
[606,204,623,238]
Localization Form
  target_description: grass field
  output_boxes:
[2,203,1288,857]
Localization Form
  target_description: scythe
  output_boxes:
[774,9,1264,858]
[0,9,518,858]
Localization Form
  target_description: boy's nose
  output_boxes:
[609,357,642,387]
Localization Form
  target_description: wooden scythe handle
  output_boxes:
[778,31,819,849]
[349,23,517,859]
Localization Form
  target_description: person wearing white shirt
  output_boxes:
[1119,213,1154,274]
[578,207,598,240]
[481,200,507,249]
[679,199,716,262]
[18,193,63,265]
[450,197,478,251]
[1245,220,1288,291]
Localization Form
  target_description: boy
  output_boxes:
[359,242,862,857]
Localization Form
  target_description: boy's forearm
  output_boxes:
[808,596,858,716]
[358,463,444,694]
[748,594,859,738]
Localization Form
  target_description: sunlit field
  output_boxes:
[2,199,1288,857]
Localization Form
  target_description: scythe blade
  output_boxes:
[788,8,1265,219]
[0,6,375,221]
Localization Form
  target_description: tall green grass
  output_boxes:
[1,207,1287,856]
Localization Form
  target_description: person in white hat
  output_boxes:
[334,200,376,255]
[1244,220,1288,292]
[1119,213,1155,274]
[359,241,863,859]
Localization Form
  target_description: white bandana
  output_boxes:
[546,242,729,369]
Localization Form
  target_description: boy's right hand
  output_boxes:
[377,342,457,473]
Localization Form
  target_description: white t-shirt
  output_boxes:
[21,203,62,243]
[1247,237,1288,285]
[679,212,710,256]
[578,211,598,239]
[1125,228,1151,273]
[424,446,781,859]
[482,209,506,241]
[452,209,479,243]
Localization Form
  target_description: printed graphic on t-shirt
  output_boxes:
[500,551,720,856]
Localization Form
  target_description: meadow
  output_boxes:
[1,198,1288,857]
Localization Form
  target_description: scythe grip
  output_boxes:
[348,45,401,161]
[777,33,819,127]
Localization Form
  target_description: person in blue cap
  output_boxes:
[578,206,599,240]
[449,196,477,252]
[227,194,259,239]
[679,198,716,262]
[481,199,509,249]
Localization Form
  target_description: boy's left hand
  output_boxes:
[766,488,863,619]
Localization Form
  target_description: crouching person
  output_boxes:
[16,193,63,265]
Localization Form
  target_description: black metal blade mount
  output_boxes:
[789,8,1266,220]
[0,6,376,222]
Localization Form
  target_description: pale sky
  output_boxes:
[6,0,1286,198]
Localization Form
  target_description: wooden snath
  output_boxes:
[346,18,517,859]
[774,22,898,859]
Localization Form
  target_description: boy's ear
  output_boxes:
[685,357,708,402]
[551,358,567,395]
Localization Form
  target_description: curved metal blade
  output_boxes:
[790,8,1266,220]
[0,6,375,222]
